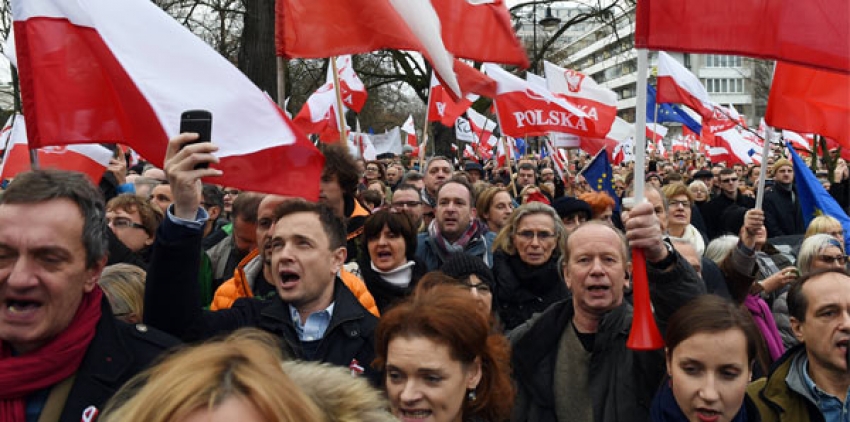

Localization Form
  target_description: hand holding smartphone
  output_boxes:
[179,110,212,169]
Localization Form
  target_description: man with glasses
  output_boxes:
[704,167,755,239]
[389,183,425,230]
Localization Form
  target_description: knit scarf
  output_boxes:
[0,287,103,422]
[428,219,484,263]
[744,294,785,362]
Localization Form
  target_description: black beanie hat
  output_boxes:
[440,254,495,288]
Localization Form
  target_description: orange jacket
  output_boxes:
[210,250,379,317]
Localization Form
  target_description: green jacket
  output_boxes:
[747,345,826,422]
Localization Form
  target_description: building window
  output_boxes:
[701,78,746,94]
[705,54,743,68]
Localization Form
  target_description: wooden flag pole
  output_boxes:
[330,57,348,146]
[755,127,773,210]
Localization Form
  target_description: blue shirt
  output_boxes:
[289,303,335,342]
[802,360,850,421]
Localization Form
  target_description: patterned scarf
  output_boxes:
[428,219,484,263]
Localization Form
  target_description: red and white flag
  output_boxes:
[656,51,716,118]
[580,117,636,162]
[544,139,569,185]
[463,144,476,160]
[293,82,344,142]
[635,0,849,75]
[611,137,634,166]
[765,61,849,148]
[645,123,668,141]
[544,61,617,137]
[466,108,498,147]
[278,0,528,81]
[484,64,597,139]
[329,55,368,112]
[14,0,324,200]
[401,114,417,148]
[671,136,690,153]
[427,74,478,127]
[714,128,762,165]
[0,115,113,183]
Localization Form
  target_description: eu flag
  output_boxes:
[788,142,850,247]
[647,85,702,135]
[582,148,620,210]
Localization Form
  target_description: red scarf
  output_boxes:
[0,287,103,422]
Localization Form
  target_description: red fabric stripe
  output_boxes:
[15,18,168,167]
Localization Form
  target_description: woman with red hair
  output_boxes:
[578,191,616,226]
[374,284,514,422]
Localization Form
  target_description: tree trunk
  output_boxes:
[238,0,277,101]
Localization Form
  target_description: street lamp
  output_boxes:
[531,4,562,73]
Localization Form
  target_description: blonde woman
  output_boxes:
[100,329,324,422]
[98,263,146,324]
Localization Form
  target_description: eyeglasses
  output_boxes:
[720,177,738,183]
[366,167,380,172]
[515,230,556,241]
[461,280,492,293]
[107,217,146,230]
[391,201,421,208]
[223,189,240,196]
[669,199,691,208]
[817,254,848,265]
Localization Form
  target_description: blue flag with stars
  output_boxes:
[582,148,619,210]
[788,142,850,247]
[647,85,702,135]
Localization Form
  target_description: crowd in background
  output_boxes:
[1,135,849,422]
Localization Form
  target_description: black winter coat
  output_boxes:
[491,251,568,332]
[59,302,179,421]
[144,215,380,384]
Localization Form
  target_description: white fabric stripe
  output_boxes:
[18,0,296,157]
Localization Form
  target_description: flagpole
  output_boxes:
[755,127,773,210]
[330,56,348,146]
[276,57,287,108]
[651,102,661,150]
[502,136,518,197]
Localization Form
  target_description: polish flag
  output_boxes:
[611,137,634,166]
[466,108,498,147]
[645,123,668,141]
[484,64,596,139]
[329,55,368,112]
[765,61,849,148]
[277,0,462,97]
[14,0,324,200]
[656,138,668,159]
[635,0,849,75]
[401,115,417,148]
[671,136,690,153]
[495,137,514,167]
[277,0,528,95]
[544,61,617,137]
[714,128,762,165]
[544,139,569,185]
[427,74,479,127]
[656,51,716,118]
[0,115,113,183]
[782,130,813,154]
[293,82,344,142]
[463,144,476,160]
[580,117,636,161]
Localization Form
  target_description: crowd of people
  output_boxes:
[0,132,848,422]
